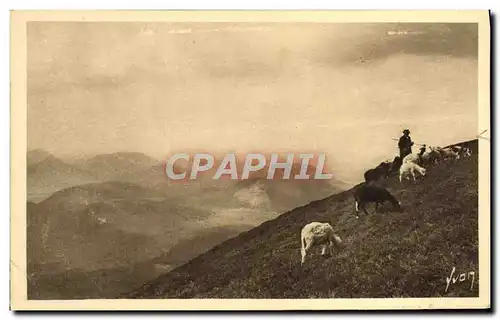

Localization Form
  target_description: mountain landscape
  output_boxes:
[125,139,479,299]
[27,149,348,299]
[22,20,483,306]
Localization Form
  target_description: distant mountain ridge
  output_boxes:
[27,153,99,202]
[27,149,53,165]
[73,151,161,180]
[27,150,168,202]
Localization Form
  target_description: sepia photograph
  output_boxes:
[10,10,491,310]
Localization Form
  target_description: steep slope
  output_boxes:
[151,225,251,268]
[126,140,479,299]
[27,225,250,300]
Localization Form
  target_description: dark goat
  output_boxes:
[364,161,392,183]
[377,161,392,177]
[353,183,402,218]
[364,168,381,183]
[390,156,403,173]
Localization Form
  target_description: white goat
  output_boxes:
[402,153,420,165]
[300,222,342,265]
[399,161,427,183]
[463,147,472,157]
[402,145,427,165]
[451,145,472,158]
[435,146,460,161]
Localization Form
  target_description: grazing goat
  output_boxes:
[300,222,343,265]
[364,161,392,184]
[399,161,427,183]
[353,183,402,218]
[463,147,472,157]
[420,147,441,167]
[435,146,460,160]
[451,145,472,158]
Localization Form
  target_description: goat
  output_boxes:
[450,145,472,158]
[402,145,427,165]
[353,183,402,218]
[399,161,427,183]
[420,147,442,167]
[390,156,403,173]
[435,146,460,161]
[364,161,392,184]
[377,161,393,177]
[300,222,343,265]
[463,147,472,157]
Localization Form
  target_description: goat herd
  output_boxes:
[300,144,472,265]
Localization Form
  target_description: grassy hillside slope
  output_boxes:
[27,225,250,299]
[126,140,479,299]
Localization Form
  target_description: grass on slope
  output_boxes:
[126,140,479,299]
[28,225,252,300]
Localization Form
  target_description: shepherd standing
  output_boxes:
[398,129,414,159]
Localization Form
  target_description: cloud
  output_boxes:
[167,28,193,34]
[322,23,478,65]
[26,21,478,178]
[27,22,479,91]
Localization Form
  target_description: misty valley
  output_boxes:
[26,149,347,299]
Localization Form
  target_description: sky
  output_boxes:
[27,22,478,184]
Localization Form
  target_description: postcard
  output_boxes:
[10,10,491,311]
